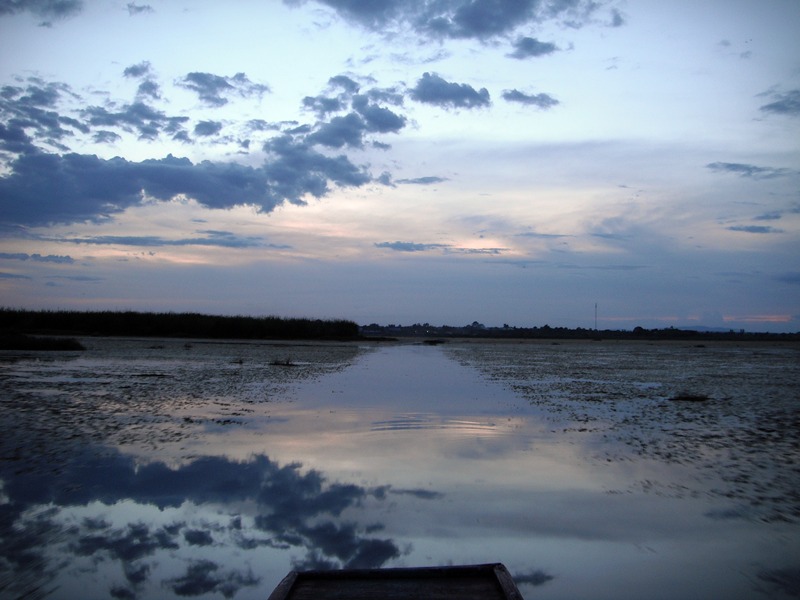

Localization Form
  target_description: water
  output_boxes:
[1,338,798,599]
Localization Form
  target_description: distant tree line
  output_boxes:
[0,309,360,341]
[360,322,800,342]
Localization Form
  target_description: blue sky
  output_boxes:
[1,0,798,331]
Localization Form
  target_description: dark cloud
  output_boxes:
[508,36,558,59]
[262,134,372,201]
[352,95,406,132]
[395,176,447,185]
[184,529,214,546]
[328,74,360,93]
[706,162,791,179]
[82,102,189,140]
[56,231,277,249]
[727,225,783,234]
[123,61,152,79]
[375,241,448,252]
[135,79,161,100]
[0,271,30,278]
[0,0,83,21]
[93,130,122,143]
[410,72,490,109]
[303,94,346,117]
[759,89,800,117]
[0,252,74,263]
[609,8,625,26]
[0,78,83,153]
[309,113,367,148]
[390,488,444,500]
[177,72,270,107]
[502,89,559,108]
[0,144,372,225]
[194,120,223,137]
[291,0,609,40]
[126,2,153,15]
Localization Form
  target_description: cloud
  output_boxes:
[177,72,270,107]
[0,78,84,153]
[0,0,83,21]
[309,113,367,148]
[508,37,558,59]
[194,120,223,137]
[0,252,74,263]
[727,225,783,234]
[409,73,490,109]
[58,231,280,249]
[126,2,153,15]
[292,0,609,40]
[0,146,372,226]
[705,162,791,179]
[389,488,444,500]
[395,176,447,185]
[123,61,152,79]
[184,529,214,546]
[502,89,559,108]
[375,241,448,252]
[759,89,800,117]
[82,102,189,141]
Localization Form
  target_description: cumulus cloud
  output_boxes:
[177,72,270,107]
[290,0,612,41]
[410,72,490,109]
[122,61,152,79]
[82,102,189,141]
[0,0,83,22]
[508,37,558,59]
[706,162,791,179]
[194,120,223,137]
[759,89,800,117]
[0,78,84,153]
[502,89,559,108]
[0,148,372,226]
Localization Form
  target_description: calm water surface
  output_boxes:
[1,338,798,599]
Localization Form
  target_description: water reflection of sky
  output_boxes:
[1,341,798,599]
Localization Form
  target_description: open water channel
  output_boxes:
[1,337,798,599]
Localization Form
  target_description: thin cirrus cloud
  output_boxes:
[759,89,800,117]
[0,252,74,263]
[705,162,792,179]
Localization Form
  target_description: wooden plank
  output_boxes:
[267,563,524,600]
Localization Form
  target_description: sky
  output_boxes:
[0,0,798,332]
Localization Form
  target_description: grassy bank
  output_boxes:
[0,309,360,341]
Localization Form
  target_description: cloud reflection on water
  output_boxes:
[0,449,407,599]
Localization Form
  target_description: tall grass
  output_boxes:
[0,309,360,341]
